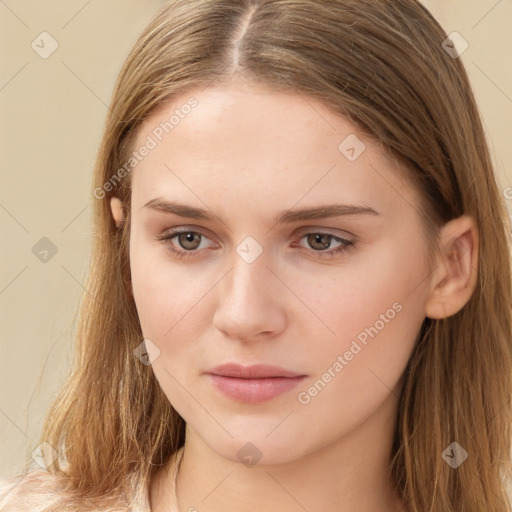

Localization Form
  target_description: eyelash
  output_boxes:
[155,229,355,260]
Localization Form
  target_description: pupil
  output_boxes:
[309,233,330,250]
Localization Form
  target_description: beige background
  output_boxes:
[0,0,511,476]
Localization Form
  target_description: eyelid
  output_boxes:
[293,225,356,242]
[159,225,217,241]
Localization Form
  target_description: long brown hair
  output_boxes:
[2,1,511,510]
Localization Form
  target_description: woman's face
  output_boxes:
[126,80,434,464]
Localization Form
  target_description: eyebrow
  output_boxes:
[143,198,380,224]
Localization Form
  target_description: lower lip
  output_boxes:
[207,374,306,404]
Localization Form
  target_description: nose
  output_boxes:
[213,246,287,342]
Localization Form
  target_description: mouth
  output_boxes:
[205,363,307,404]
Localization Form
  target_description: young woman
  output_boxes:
[1,0,511,511]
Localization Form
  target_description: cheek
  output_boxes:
[130,236,176,337]
[295,247,427,411]
[129,236,214,344]
[129,242,206,410]
[293,289,423,439]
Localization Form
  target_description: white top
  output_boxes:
[0,447,184,511]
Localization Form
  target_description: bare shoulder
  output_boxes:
[0,469,68,511]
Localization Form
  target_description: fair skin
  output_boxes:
[111,80,478,512]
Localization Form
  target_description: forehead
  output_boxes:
[129,82,419,220]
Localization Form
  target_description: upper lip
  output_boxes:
[207,363,305,379]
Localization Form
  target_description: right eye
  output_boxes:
[155,229,215,259]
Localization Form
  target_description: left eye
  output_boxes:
[155,230,355,260]
[295,233,354,257]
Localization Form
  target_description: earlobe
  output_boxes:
[110,197,125,228]
[425,215,479,320]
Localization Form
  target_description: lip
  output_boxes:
[205,364,307,404]
[208,363,304,379]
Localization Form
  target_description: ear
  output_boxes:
[425,215,479,320]
[110,197,125,228]
[110,196,134,297]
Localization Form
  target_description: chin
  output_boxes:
[199,429,311,467]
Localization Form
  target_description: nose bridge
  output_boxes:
[213,237,286,339]
[224,239,274,311]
